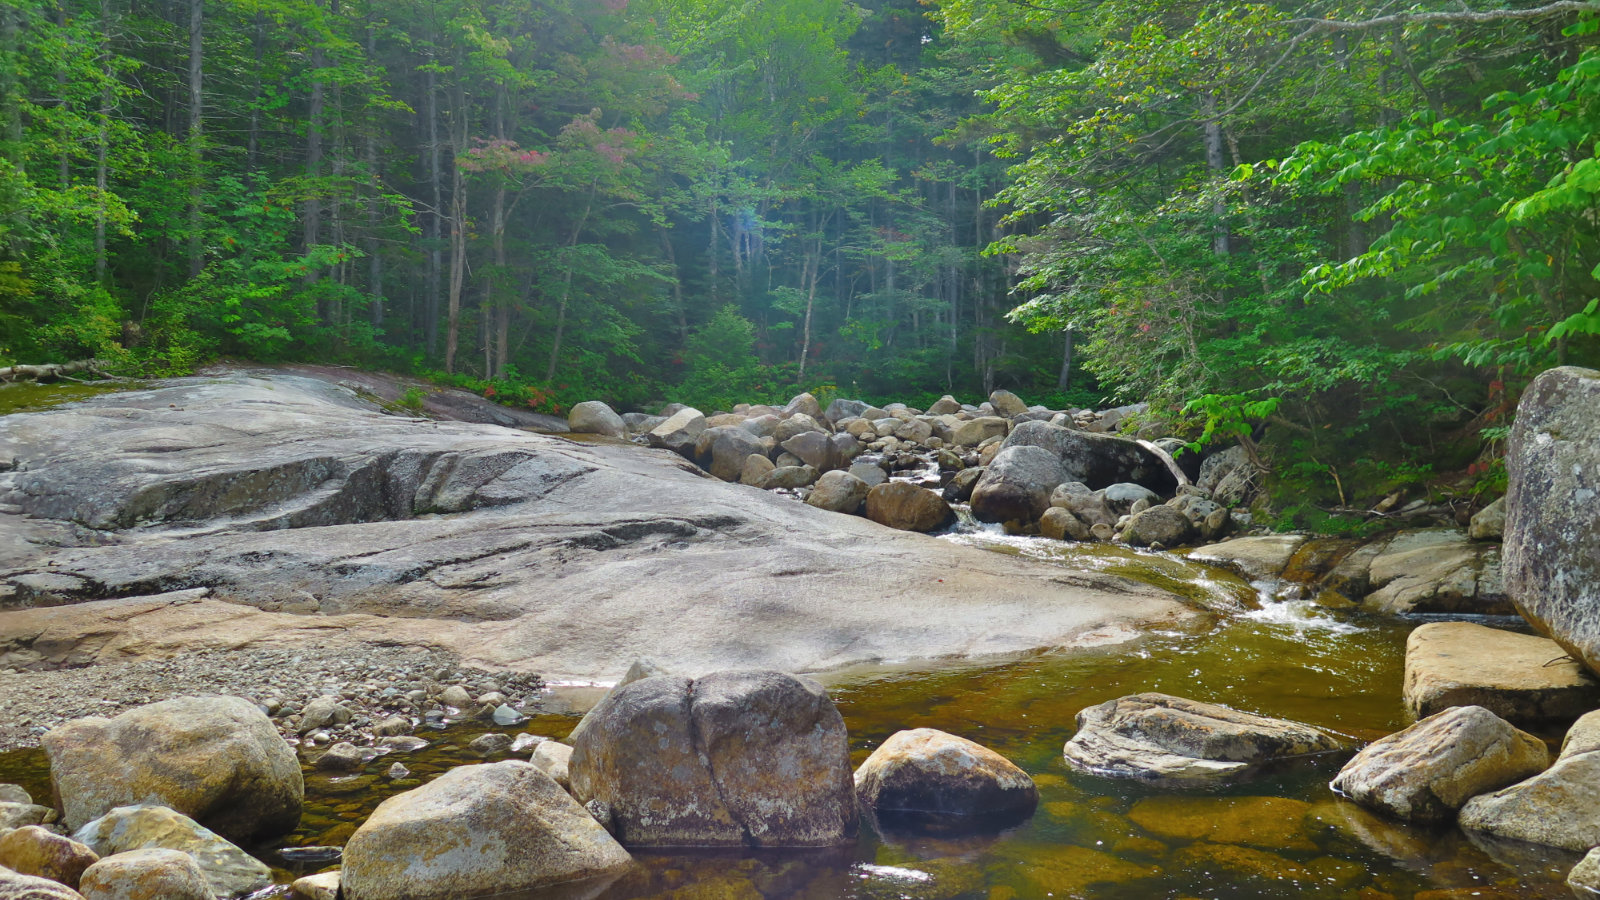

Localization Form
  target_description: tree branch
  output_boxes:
[1288,0,1599,32]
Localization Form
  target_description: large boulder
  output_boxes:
[1188,534,1308,581]
[43,696,303,841]
[970,446,1066,524]
[568,671,857,848]
[864,483,955,533]
[822,398,868,426]
[1196,445,1255,506]
[1571,846,1600,898]
[72,805,272,899]
[1505,365,1600,677]
[646,407,706,456]
[1458,708,1600,851]
[77,849,213,900]
[988,390,1029,418]
[1121,505,1193,548]
[1330,705,1548,823]
[342,761,629,900]
[1363,529,1510,615]
[1002,421,1177,494]
[706,427,765,483]
[0,827,98,889]
[949,417,1008,447]
[0,868,85,900]
[806,471,869,515]
[773,414,826,444]
[783,392,823,420]
[926,396,962,416]
[1403,622,1600,724]
[566,401,626,439]
[1062,693,1344,785]
[854,729,1037,823]
[780,431,832,471]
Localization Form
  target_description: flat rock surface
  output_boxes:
[1187,534,1308,581]
[0,372,1194,684]
[1404,621,1600,724]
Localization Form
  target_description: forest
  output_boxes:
[3,0,1599,523]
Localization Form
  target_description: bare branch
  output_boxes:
[1288,0,1599,32]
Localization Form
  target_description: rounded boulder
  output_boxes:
[855,729,1038,823]
[865,482,955,533]
[567,401,626,439]
[77,849,212,900]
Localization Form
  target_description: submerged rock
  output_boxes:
[1404,622,1600,724]
[43,696,303,841]
[340,761,630,900]
[1062,693,1344,785]
[1505,365,1600,678]
[77,849,212,900]
[1330,705,1548,823]
[1458,708,1600,851]
[72,805,273,898]
[854,729,1037,825]
[569,671,857,848]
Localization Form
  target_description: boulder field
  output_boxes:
[0,372,1194,680]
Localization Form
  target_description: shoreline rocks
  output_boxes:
[854,729,1037,827]
[1458,709,1600,851]
[1403,622,1600,724]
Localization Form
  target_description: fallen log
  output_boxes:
[0,359,118,383]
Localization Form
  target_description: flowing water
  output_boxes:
[0,491,1582,897]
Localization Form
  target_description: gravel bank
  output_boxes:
[0,646,545,751]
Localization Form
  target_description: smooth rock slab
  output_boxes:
[1404,622,1600,724]
[1063,693,1345,785]
[1187,534,1309,581]
[77,849,212,900]
[43,695,302,841]
[1330,705,1548,823]
[854,729,1037,823]
[1458,722,1600,851]
[569,671,857,848]
[72,805,272,899]
[341,761,630,900]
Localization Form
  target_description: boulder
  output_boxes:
[77,849,213,900]
[828,432,861,466]
[942,466,983,503]
[865,483,955,533]
[847,462,887,489]
[341,761,630,900]
[646,407,706,456]
[1505,365,1600,677]
[774,414,826,444]
[529,741,573,792]
[1121,505,1193,548]
[1330,705,1548,823]
[1571,846,1600,898]
[568,671,857,848]
[780,431,832,471]
[926,396,962,416]
[708,428,765,483]
[806,471,869,515]
[1458,710,1600,851]
[314,742,365,772]
[970,446,1066,524]
[822,398,868,426]
[1363,529,1510,615]
[1063,693,1344,785]
[1102,483,1161,514]
[1470,497,1506,540]
[1039,507,1093,542]
[0,827,98,889]
[739,454,774,487]
[620,412,664,434]
[289,872,340,900]
[300,695,353,732]
[43,696,303,841]
[783,393,823,420]
[854,729,1037,822]
[1188,534,1307,581]
[949,417,1008,447]
[565,658,667,749]
[761,465,818,489]
[0,868,85,899]
[72,805,273,898]
[566,402,626,439]
[1049,482,1114,528]
[0,804,53,831]
[988,390,1029,418]
[1002,421,1177,494]
[1403,622,1600,724]
[1196,445,1255,506]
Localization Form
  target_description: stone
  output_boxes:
[738,453,774,486]
[566,401,626,439]
[43,696,303,841]
[1196,445,1255,506]
[1002,420,1178,494]
[491,704,527,727]
[314,742,365,772]
[926,395,962,416]
[892,418,934,445]
[0,805,52,830]
[0,786,31,805]
[469,733,513,756]
[865,482,955,533]
[846,462,887,488]
[375,736,428,753]
[646,407,706,456]
[774,414,826,444]
[438,685,473,709]
[1469,497,1506,540]
[806,471,869,515]
[530,741,573,791]
[1121,505,1193,548]
[620,412,664,434]
[760,465,818,489]
[289,871,340,900]
[568,671,857,848]
[0,868,85,899]
[77,849,212,900]
[988,390,1029,418]
[340,761,632,900]
[1063,692,1345,785]
[784,392,823,420]
[1458,712,1600,851]
[1570,847,1600,898]
[708,428,765,483]
[1039,507,1092,541]
[970,446,1066,524]
[781,431,832,470]
[942,466,983,503]
[1126,796,1317,852]
[371,716,410,737]
[0,826,98,889]
[1102,482,1160,514]
[72,805,274,898]
[828,432,861,466]
[385,763,409,780]
[1049,482,1114,527]
[1505,366,1600,678]
[1404,622,1600,724]
[1330,705,1548,823]
[948,417,1008,447]
[299,695,353,732]
[822,398,868,426]
[854,729,1037,822]
[1363,529,1510,615]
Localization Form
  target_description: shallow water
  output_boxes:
[0,536,1580,899]
[0,380,132,415]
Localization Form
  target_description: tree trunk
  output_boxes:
[364,21,382,326]
[1203,91,1229,257]
[186,0,203,276]
[423,65,442,356]
[246,13,262,181]
[303,4,325,285]
[660,225,687,342]
[544,187,596,383]
[1056,328,1074,391]
[94,0,113,284]
[442,76,467,374]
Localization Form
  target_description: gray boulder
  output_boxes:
[1196,445,1255,506]
[621,412,665,434]
[1102,482,1161,514]
[341,761,631,900]
[1505,365,1600,677]
[73,805,273,898]
[806,471,869,515]
[1469,497,1506,540]
[988,390,1029,418]
[926,396,963,416]
[970,446,1066,524]
[781,431,833,470]
[739,454,775,486]
[530,741,574,792]
[1362,529,1510,615]
[1039,507,1093,542]
[1063,693,1344,785]
[1122,505,1194,548]
[1331,706,1548,823]
[762,465,819,489]
[847,462,888,489]
[1050,482,1114,528]
[948,417,1008,447]
[646,407,706,456]
[569,671,857,848]
[567,401,626,439]
[943,466,984,503]
[855,728,1037,821]
[43,696,302,841]
[774,414,827,443]
[1003,421,1177,494]
[1458,708,1600,851]
[708,427,765,483]
[823,398,868,426]
[784,392,823,420]
[865,483,955,533]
